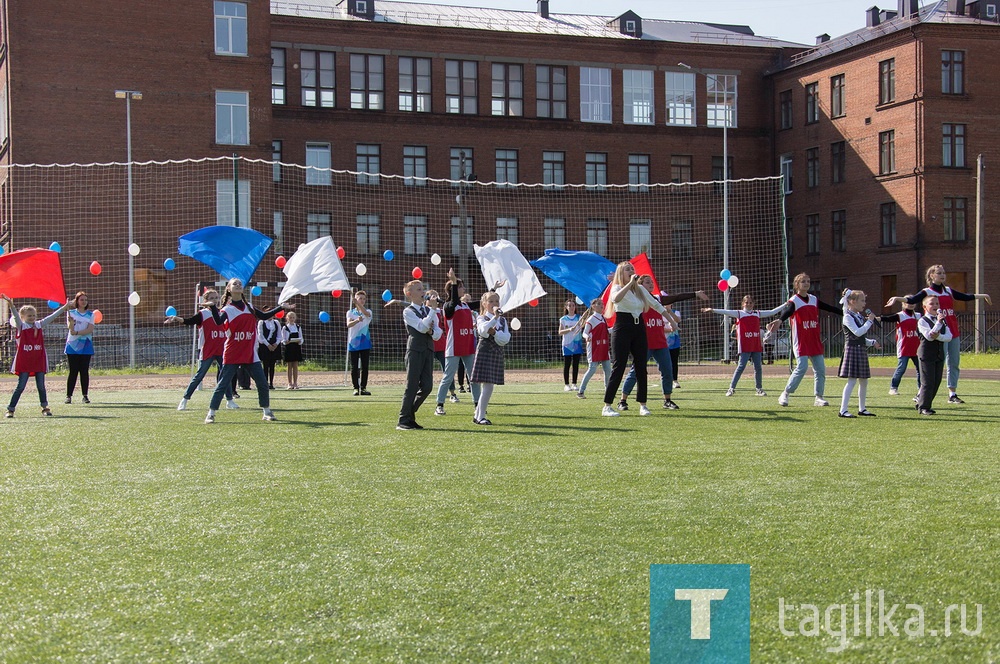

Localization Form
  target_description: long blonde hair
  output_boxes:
[604,261,635,317]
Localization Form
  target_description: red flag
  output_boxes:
[600,253,660,327]
[0,249,67,303]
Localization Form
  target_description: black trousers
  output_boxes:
[350,349,371,390]
[604,314,648,404]
[563,354,581,384]
[399,347,433,425]
[66,354,92,397]
[916,341,945,411]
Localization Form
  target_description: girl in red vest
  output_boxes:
[703,294,784,396]
[4,295,70,417]
[879,297,921,397]
[577,297,611,399]
[164,288,237,411]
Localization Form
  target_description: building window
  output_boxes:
[779,89,792,130]
[399,57,431,112]
[350,54,384,110]
[446,60,478,114]
[216,179,250,227]
[830,74,845,118]
[305,143,331,186]
[491,63,523,117]
[806,147,820,188]
[630,219,652,257]
[805,82,819,124]
[879,130,895,174]
[586,219,608,255]
[307,213,331,242]
[214,1,247,56]
[404,215,428,254]
[272,140,282,182]
[671,221,692,261]
[580,67,612,123]
[706,74,737,127]
[542,151,565,188]
[623,69,654,124]
[943,124,966,168]
[629,154,650,192]
[301,51,335,108]
[831,141,846,183]
[356,214,379,254]
[880,202,897,247]
[450,148,474,184]
[403,146,427,187]
[780,155,793,193]
[806,214,819,255]
[215,91,249,145]
[272,48,286,105]
[943,197,967,241]
[711,156,733,181]
[671,155,692,183]
[942,50,965,95]
[495,149,518,187]
[833,278,848,296]
[666,71,695,126]
[451,216,474,255]
[586,152,607,190]
[879,59,895,105]
[831,210,846,252]
[356,144,380,185]
[544,218,566,248]
[536,65,568,119]
[496,217,518,244]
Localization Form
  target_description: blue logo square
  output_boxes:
[650,564,750,664]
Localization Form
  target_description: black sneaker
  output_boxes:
[617,400,629,411]
[663,399,680,410]
[947,395,965,404]
[396,422,418,430]
[360,389,371,396]
[858,410,876,417]
[82,396,90,404]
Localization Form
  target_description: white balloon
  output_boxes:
[510,317,521,331]
[127,243,141,256]
[575,296,584,305]
[127,291,141,306]
[727,275,740,288]
[355,263,367,276]
[430,253,442,266]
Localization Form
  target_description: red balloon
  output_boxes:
[411,267,423,279]
[717,279,729,292]
[275,310,285,319]
[336,246,346,259]
[92,309,103,324]
[89,261,102,276]
[332,289,342,298]
[275,256,287,269]
[529,299,539,307]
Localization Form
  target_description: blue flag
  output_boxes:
[530,249,616,304]
[178,226,273,284]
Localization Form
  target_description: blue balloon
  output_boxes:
[318,311,331,323]
[381,289,392,302]
[49,241,61,253]
[165,306,177,317]
[251,285,263,296]
[0,246,5,255]
[383,249,394,261]
[163,258,176,271]
[48,300,60,309]
[720,269,732,280]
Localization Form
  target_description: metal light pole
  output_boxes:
[115,90,142,368]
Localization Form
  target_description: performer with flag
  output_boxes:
[3,294,71,417]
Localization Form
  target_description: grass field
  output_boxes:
[0,374,996,662]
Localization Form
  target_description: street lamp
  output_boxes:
[115,89,142,368]
[678,63,732,360]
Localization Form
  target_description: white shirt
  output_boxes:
[609,283,666,317]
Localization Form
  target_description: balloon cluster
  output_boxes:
[716,269,740,292]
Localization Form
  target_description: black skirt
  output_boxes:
[283,343,303,363]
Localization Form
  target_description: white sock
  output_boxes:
[841,378,856,412]
[476,384,494,421]
[858,379,868,411]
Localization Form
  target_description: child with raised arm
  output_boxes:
[434,269,480,416]
[886,264,991,404]
[558,299,584,392]
[880,297,921,398]
[397,279,442,430]
[281,311,303,389]
[346,290,373,396]
[837,290,881,417]
[470,289,512,425]
[165,288,237,411]
[576,298,610,400]
[702,294,785,396]
[915,295,953,415]
[3,295,70,417]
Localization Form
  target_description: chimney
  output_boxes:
[816,33,831,44]
[537,0,549,18]
[880,9,898,21]
[867,5,882,26]
[898,0,919,17]
[947,0,966,14]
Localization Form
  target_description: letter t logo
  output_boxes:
[674,589,729,639]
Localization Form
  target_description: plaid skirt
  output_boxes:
[471,339,505,385]
[838,343,870,379]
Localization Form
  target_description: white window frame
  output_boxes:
[214,1,247,56]
[350,53,385,110]
[623,69,654,124]
[666,72,695,127]
[544,218,566,249]
[496,217,519,245]
[216,179,250,228]
[706,74,737,128]
[356,214,379,255]
[580,67,611,124]
[630,219,652,257]
[215,91,249,145]
[404,215,428,254]
[307,213,332,243]
[587,219,608,255]
[451,216,474,255]
[780,155,793,194]
[306,143,332,186]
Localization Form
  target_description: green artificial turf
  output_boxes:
[0,376,996,662]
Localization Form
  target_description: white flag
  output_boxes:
[474,239,547,311]
[278,236,351,304]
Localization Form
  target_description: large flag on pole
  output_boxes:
[473,239,546,311]
[529,249,616,304]
[0,248,67,303]
[278,236,351,304]
[178,226,273,284]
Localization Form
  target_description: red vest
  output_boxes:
[12,324,48,375]
[896,312,920,358]
[434,311,448,353]
[933,287,959,337]
[446,304,476,357]
[221,303,259,365]
[200,310,227,359]
[585,316,610,362]
[643,310,668,350]
[735,311,763,353]
[789,294,824,357]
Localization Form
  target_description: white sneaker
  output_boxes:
[725,388,735,397]
[888,388,899,396]
[262,409,276,422]
[571,384,578,391]
[639,405,652,416]
[601,405,620,417]
[814,397,830,407]
[564,385,574,392]
[672,381,681,389]
[226,399,240,410]
[778,391,789,407]
[204,411,215,424]
[177,398,188,411]
[756,389,767,397]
